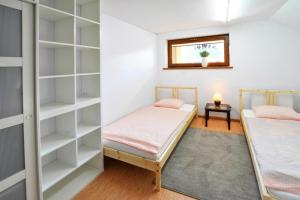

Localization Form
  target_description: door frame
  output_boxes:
[0,0,38,199]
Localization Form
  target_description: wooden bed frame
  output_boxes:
[240,89,300,200]
[104,86,198,191]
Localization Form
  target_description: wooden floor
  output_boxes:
[191,116,243,134]
[74,117,244,200]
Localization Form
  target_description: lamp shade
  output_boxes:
[213,93,222,101]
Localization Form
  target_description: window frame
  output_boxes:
[167,34,230,68]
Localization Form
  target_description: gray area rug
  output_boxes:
[162,128,260,200]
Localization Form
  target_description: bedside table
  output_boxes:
[205,103,232,130]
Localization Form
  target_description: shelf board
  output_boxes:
[77,123,100,138]
[42,160,75,192]
[76,97,100,109]
[40,103,75,120]
[39,4,73,21]
[40,40,74,49]
[76,45,100,51]
[76,16,99,27]
[77,146,100,166]
[77,0,99,5]
[41,134,75,157]
[43,165,101,200]
[39,74,75,79]
[76,72,100,76]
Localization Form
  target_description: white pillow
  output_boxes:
[253,105,300,121]
[154,98,184,109]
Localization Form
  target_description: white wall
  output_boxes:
[101,14,157,125]
[157,20,300,119]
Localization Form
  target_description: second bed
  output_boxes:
[241,89,300,200]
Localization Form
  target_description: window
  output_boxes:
[167,34,230,68]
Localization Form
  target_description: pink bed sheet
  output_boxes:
[246,117,300,196]
[103,106,190,155]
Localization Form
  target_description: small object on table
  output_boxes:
[205,103,232,130]
[213,93,222,107]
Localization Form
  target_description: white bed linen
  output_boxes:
[270,189,300,200]
[242,109,300,200]
[242,109,256,118]
[103,104,195,161]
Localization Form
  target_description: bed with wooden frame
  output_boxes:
[240,89,300,200]
[103,86,198,191]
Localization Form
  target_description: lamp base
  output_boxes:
[214,101,221,107]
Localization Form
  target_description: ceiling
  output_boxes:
[271,0,300,31]
[102,0,300,33]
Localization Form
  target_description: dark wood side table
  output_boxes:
[205,103,232,130]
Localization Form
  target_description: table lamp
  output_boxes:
[213,93,222,107]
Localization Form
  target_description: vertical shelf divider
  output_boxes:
[36,0,102,199]
[74,0,79,170]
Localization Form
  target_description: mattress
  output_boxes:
[270,189,300,200]
[103,104,195,161]
[242,109,300,200]
[242,109,256,118]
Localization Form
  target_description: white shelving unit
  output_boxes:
[39,77,75,119]
[40,0,75,14]
[77,130,101,166]
[76,17,99,47]
[39,42,74,77]
[42,141,77,191]
[40,111,76,156]
[76,0,100,22]
[39,5,74,44]
[77,47,100,74]
[36,0,102,199]
[77,74,100,100]
[77,104,101,137]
